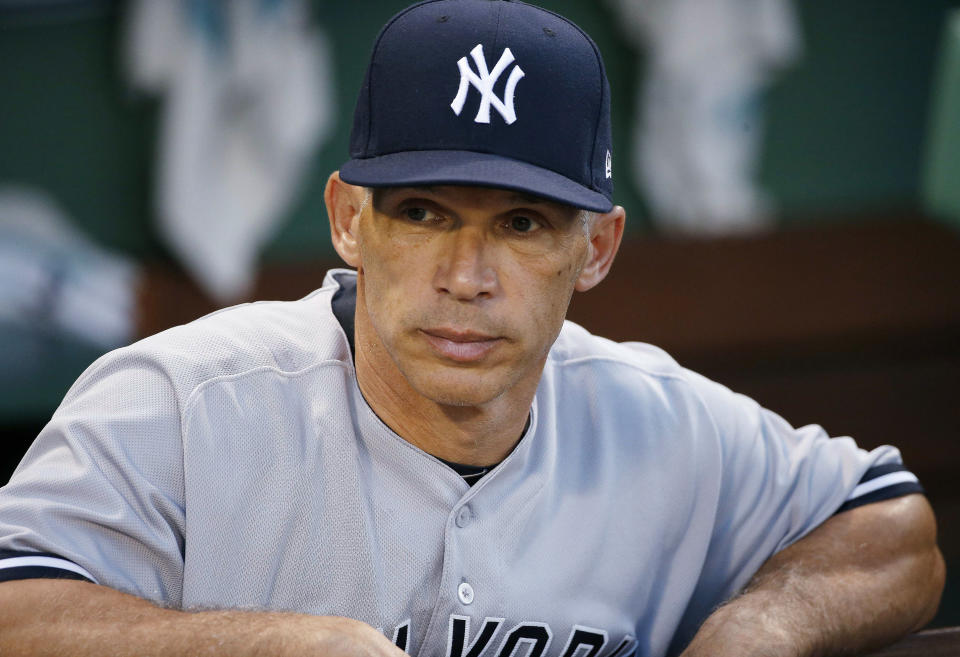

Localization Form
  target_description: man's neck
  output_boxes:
[354,341,532,467]
[352,295,535,467]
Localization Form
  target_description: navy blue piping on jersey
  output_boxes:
[0,550,96,584]
[331,271,357,359]
[437,456,495,487]
[834,463,924,514]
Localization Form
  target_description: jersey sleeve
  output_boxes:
[0,550,97,583]
[0,348,187,604]
[669,367,924,652]
[835,461,923,513]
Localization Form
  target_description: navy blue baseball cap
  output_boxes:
[339,0,614,213]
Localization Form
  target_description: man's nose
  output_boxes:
[433,227,498,301]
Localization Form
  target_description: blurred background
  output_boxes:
[1,0,958,630]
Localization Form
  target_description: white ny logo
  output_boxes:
[450,44,525,125]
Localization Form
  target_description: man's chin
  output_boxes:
[405,371,508,408]
[420,385,503,408]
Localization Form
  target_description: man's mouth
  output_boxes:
[420,328,503,363]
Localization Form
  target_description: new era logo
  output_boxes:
[450,44,525,125]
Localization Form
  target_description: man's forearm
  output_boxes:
[681,494,945,657]
[0,578,405,657]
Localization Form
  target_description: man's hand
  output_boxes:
[680,494,945,657]
[0,578,409,657]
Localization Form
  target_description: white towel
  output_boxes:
[125,0,335,301]
[607,0,801,234]
[0,186,137,349]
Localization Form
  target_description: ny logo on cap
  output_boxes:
[451,44,525,125]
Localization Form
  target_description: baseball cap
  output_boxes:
[339,0,614,213]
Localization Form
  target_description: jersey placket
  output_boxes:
[416,405,541,657]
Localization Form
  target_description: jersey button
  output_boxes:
[458,582,475,605]
[455,506,472,528]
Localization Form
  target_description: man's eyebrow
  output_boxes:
[372,186,578,217]
[372,186,435,209]
[371,186,429,212]
[507,192,581,220]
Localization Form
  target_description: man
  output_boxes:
[0,1,944,656]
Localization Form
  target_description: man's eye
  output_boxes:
[404,207,430,222]
[509,215,540,233]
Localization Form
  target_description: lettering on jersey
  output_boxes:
[392,619,411,652]
[385,617,634,657]
[497,622,553,657]
[599,635,637,657]
[557,626,608,657]
[448,615,505,657]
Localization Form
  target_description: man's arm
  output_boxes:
[681,494,945,657]
[0,578,407,657]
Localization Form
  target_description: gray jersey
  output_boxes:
[0,269,921,656]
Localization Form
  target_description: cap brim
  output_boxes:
[339,150,613,213]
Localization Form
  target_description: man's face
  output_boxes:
[353,185,591,408]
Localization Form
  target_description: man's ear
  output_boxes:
[575,205,625,292]
[325,171,366,268]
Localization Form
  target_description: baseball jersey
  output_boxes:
[0,269,922,657]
